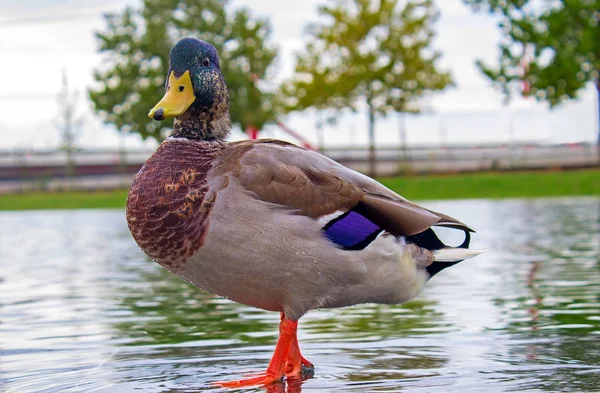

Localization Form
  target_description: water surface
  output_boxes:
[1,198,599,392]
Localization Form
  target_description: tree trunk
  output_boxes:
[316,111,325,153]
[596,78,600,147]
[398,112,407,158]
[118,130,128,188]
[596,78,600,164]
[367,106,376,177]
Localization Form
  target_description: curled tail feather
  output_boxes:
[433,247,486,262]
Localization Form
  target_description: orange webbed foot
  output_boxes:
[215,313,306,388]
[213,373,283,388]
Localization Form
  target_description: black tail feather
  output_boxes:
[406,227,471,277]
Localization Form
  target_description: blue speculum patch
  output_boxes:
[322,210,382,250]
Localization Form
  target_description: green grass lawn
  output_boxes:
[1,168,599,210]
[379,168,600,201]
[0,190,128,211]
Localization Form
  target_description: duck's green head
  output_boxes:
[149,37,226,121]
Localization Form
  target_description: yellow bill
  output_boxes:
[148,70,195,120]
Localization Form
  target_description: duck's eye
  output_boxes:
[178,85,184,92]
[202,58,210,67]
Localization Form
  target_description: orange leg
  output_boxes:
[214,313,299,388]
[285,328,314,377]
[281,312,313,377]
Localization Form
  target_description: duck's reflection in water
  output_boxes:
[264,373,312,393]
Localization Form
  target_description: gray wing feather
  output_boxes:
[215,140,471,236]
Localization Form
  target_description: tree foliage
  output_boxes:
[463,0,600,107]
[90,0,277,142]
[281,0,452,175]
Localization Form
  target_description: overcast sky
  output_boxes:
[0,0,597,151]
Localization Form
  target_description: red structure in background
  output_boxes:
[246,126,259,140]
[245,123,316,150]
[520,44,533,97]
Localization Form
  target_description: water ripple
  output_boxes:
[1,198,599,392]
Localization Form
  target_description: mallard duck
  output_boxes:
[126,37,483,388]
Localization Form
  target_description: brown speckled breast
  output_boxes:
[126,138,224,272]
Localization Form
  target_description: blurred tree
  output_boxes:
[280,0,452,175]
[463,0,600,145]
[56,69,84,181]
[90,0,277,142]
